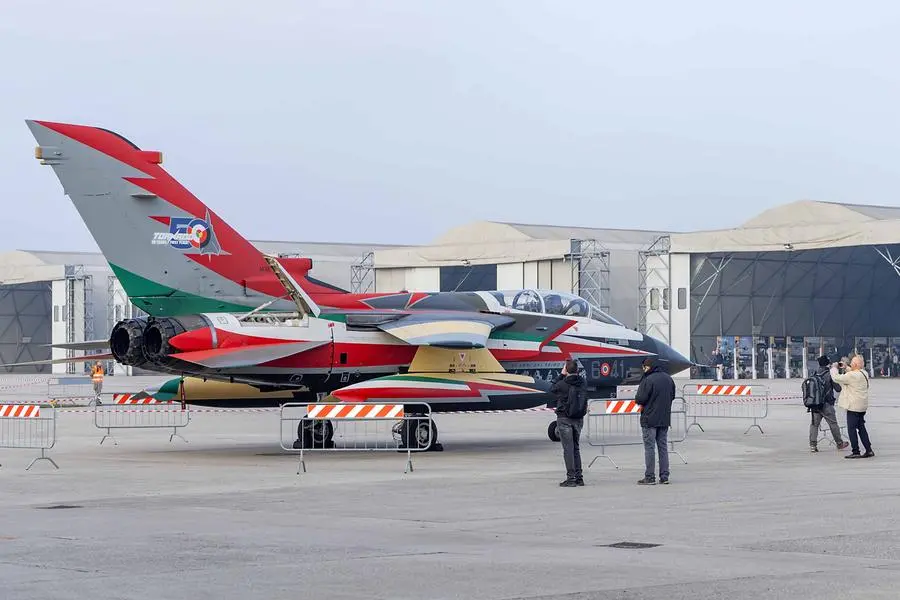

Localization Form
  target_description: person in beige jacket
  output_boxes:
[830,355,875,459]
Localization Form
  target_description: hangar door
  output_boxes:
[440,265,497,292]
[0,282,51,373]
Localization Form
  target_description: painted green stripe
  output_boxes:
[381,375,463,384]
[490,330,546,342]
[109,263,270,315]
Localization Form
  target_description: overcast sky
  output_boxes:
[2,1,900,252]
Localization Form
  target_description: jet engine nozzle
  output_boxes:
[109,318,149,366]
[141,315,211,364]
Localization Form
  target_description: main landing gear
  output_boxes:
[393,416,443,452]
[292,415,444,452]
[294,420,335,449]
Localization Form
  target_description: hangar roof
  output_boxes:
[0,240,398,285]
[671,200,900,254]
[433,221,669,248]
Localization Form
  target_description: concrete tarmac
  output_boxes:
[0,375,898,599]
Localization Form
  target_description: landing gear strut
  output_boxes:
[394,416,443,452]
[547,420,560,442]
[293,419,334,449]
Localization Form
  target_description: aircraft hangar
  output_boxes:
[369,200,900,381]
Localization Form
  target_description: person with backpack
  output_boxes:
[550,358,588,487]
[634,357,676,485]
[804,355,848,452]
[831,355,875,459]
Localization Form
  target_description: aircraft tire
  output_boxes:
[547,421,560,442]
[399,417,438,451]
[297,419,334,449]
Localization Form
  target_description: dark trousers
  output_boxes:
[642,426,669,480]
[846,410,872,454]
[557,417,583,481]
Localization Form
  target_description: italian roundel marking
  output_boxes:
[600,362,611,376]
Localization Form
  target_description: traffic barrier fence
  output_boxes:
[0,404,58,470]
[817,404,848,447]
[682,384,768,434]
[94,394,190,445]
[279,402,433,474]
[47,376,96,406]
[586,397,687,469]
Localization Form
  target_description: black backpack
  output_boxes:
[566,385,588,419]
[801,372,826,412]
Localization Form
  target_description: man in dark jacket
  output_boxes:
[550,358,587,487]
[809,354,849,452]
[634,357,676,485]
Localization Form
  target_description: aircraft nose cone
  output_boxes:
[646,336,692,376]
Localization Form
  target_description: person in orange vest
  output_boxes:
[91,361,105,402]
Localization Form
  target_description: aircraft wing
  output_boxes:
[170,340,328,369]
[374,313,515,349]
[46,340,110,351]
[0,352,115,368]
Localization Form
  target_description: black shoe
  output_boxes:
[659,478,669,484]
[559,479,577,487]
[575,479,585,486]
[862,450,875,458]
[637,477,656,485]
[845,452,861,459]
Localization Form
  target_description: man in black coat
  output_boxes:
[634,357,676,485]
[549,358,587,487]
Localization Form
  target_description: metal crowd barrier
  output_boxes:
[818,405,848,447]
[0,404,58,470]
[585,397,688,469]
[94,394,190,445]
[279,402,433,474]
[682,383,768,435]
[47,376,96,406]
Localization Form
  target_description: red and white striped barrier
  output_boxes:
[0,404,41,418]
[307,403,404,419]
[684,384,767,434]
[605,399,642,414]
[696,384,752,395]
[0,404,58,470]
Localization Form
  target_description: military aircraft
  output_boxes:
[22,119,692,450]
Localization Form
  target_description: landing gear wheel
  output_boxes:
[397,417,442,452]
[548,420,560,442]
[293,419,334,449]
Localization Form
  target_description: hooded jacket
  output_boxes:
[634,365,676,428]
[549,373,586,418]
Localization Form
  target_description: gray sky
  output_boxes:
[3,0,900,252]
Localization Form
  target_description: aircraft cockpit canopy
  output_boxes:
[489,289,623,326]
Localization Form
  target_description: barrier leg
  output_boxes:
[744,419,764,435]
[405,448,414,474]
[588,447,618,469]
[169,426,188,444]
[26,448,59,471]
[99,428,118,446]
[668,442,687,465]
[687,416,704,433]
[297,448,306,475]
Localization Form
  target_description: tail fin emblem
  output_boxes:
[150,209,228,256]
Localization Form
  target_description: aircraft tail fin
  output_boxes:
[26,120,345,316]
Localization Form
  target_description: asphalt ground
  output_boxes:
[0,374,897,600]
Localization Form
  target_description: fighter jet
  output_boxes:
[20,120,692,450]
